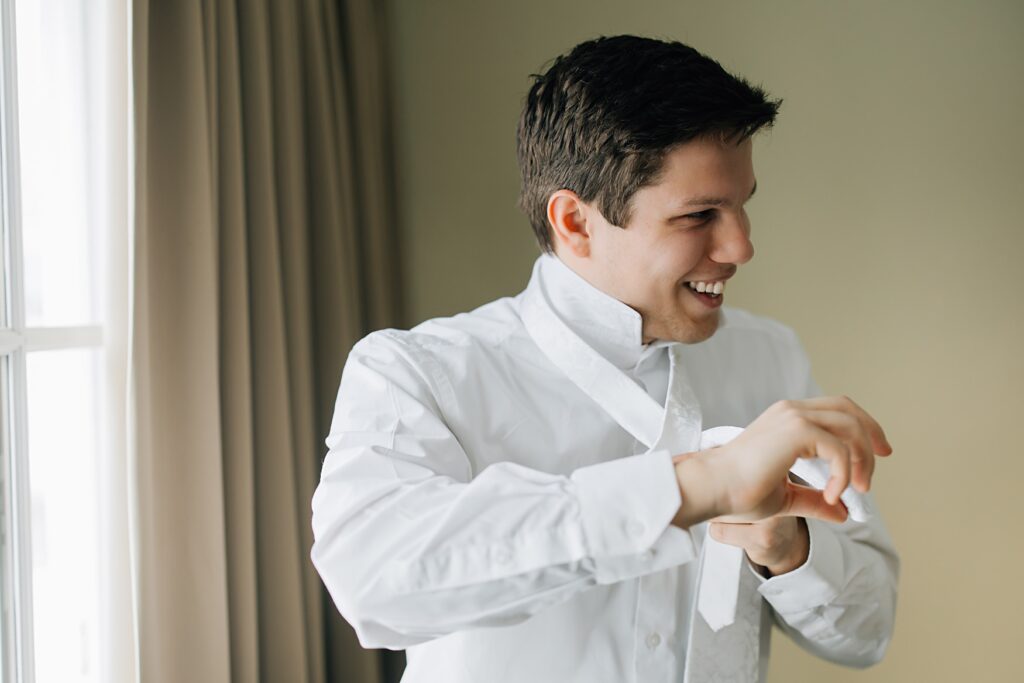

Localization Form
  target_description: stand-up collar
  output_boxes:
[527,252,672,370]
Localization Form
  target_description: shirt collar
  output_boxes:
[528,252,674,371]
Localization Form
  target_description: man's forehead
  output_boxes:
[649,141,755,196]
[662,181,758,212]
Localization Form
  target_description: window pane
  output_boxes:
[27,348,101,683]
[15,1,98,326]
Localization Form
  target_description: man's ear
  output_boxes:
[546,190,592,258]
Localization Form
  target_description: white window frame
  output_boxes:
[0,2,105,681]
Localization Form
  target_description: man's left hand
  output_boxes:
[708,516,810,577]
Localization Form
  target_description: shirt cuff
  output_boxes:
[754,517,844,613]
[571,449,697,584]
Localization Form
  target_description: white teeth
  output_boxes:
[687,280,726,296]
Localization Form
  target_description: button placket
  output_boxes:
[634,570,683,682]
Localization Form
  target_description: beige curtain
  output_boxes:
[130,0,402,681]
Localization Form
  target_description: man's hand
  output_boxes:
[671,396,892,529]
[709,517,809,577]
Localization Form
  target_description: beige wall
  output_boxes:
[386,1,1024,680]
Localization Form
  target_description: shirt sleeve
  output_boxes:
[310,331,697,649]
[753,329,901,667]
[747,512,900,666]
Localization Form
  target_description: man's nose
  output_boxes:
[709,213,754,265]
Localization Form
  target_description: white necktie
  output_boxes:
[694,426,747,633]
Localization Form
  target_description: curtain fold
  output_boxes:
[130,0,402,680]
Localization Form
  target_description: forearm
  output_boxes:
[312,448,698,648]
[760,515,900,667]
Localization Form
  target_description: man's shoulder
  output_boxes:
[352,294,526,364]
[716,306,803,348]
[688,306,809,370]
[691,307,815,406]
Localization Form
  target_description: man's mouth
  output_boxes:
[684,280,725,307]
[686,280,724,296]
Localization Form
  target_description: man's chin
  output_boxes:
[648,310,721,345]
[678,310,721,344]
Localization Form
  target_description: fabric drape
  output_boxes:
[130,0,402,680]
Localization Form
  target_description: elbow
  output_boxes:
[311,534,427,650]
[844,634,892,669]
[834,594,899,669]
[858,592,899,668]
[310,470,424,649]
[812,630,892,670]
[836,554,900,669]
[857,575,899,667]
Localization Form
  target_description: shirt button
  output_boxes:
[642,548,656,561]
[646,632,661,649]
[625,519,646,537]
[494,546,512,564]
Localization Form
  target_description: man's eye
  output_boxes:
[686,210,715,221]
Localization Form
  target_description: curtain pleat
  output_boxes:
[132,2,232,681]
[131,0,400,680]
[341,0,403,332]
[299,2,391,678]
[210,1,262,680]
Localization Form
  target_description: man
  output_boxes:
[311,35,899,682]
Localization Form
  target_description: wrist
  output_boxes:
[672,451,725,528]
[764,517,809,576]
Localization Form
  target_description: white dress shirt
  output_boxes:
[310,253,899,682]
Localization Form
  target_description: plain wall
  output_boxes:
[385,1,1024,680]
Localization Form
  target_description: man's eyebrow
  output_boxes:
[677,181,758,209]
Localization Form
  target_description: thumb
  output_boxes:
[780,482,849,524]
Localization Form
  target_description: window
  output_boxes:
[1,1,129,681]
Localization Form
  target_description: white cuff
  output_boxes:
[571,449,697,584]
[755,517,843,613]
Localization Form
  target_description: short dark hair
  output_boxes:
[516,35,782,254]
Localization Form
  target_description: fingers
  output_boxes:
[794,420,852,505]
[708,520,752,547]
[791,395,893,456]
[798,409,875,493]
[711,487,846,540]
[781,482,849,524]
[671,451,700,466]
[719,394,889,521]
[775,395,891,496]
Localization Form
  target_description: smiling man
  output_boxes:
[544,137,755,345]
[312,35,899,683]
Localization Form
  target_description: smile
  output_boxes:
[685,280,724,296]
[684,280,725,308]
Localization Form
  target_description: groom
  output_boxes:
[312,35,899,682]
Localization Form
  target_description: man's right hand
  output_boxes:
[671,396,892,529]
